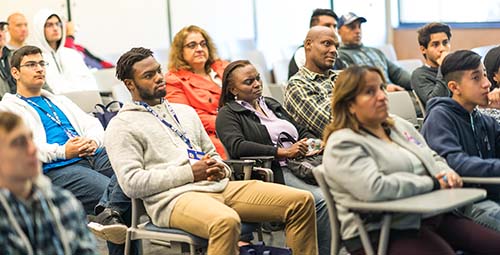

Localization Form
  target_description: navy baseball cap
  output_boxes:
[338,12,367,28]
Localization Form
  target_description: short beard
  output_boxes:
[136,85,166,102]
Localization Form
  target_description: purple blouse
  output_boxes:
[237,97,298,161]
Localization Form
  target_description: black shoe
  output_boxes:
[87,208,127,244]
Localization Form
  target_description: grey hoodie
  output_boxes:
[31,9,97,94]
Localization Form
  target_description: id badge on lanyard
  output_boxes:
[187,148,206,164]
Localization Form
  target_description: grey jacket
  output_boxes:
[323,115,453,239]
[104,101,230,227]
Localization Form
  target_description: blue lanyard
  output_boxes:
[17,94,79,139]
[135,101,193,149]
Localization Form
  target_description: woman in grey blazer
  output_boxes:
[322,65,500,255]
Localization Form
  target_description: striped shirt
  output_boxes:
[284,66,338,137]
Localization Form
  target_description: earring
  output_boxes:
[234,94,238,100]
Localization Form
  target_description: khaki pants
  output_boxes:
[169,180,318,255]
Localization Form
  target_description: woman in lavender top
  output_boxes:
[215,60,331,255]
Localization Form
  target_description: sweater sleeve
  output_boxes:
[411,67,449,106]
[324,138,434,202]
[216,107,277,158]
[386,57,411,90]
[422,108,500,177]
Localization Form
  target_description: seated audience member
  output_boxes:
[0,46,131,253]
[0,112,97,254]
[64,21,114,70]
[1,21,52,100]
[31,9,98,94]
[0,21,16,99]
[485,45,500,89]
[6,13,28,50]
[421,50,500,232]
[285,26,339,137]
[323,65,500,255]
[479,45,500,122]
[106,47,318,255]
[165,25,227,159]
[337,12,409,91]
[411,22,452,108]
[216,60,331,255]
[288,8,344,78]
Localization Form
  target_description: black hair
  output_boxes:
[310,9,338,28]
[441,50,481,83]
[219,60,252,108]
[116,47,154,81]
[10,45,43,69]
[484,45,500,88]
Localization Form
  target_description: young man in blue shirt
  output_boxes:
[0,45,132,254]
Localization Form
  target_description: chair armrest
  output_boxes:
[240,156,274,168]
[462,177,500,184]
[341,188,486,215]
[224,159,256,181]
[252,167,274,182]
[224,159,274,182]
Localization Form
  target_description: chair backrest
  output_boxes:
[228,38,257,58]
[112,83,133,103]
[272,59,290,85]
[130,198,147,228]
[93,68,120,94]
[471,44,498,58]
[312,165,341,255]
[262,83,285,104]
[387,91,418,126]
[233,50,272,85]
[396,59,423,75]
[61,90,103,113]
[376,44,397,62]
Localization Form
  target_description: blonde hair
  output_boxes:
[323,65,393,142]
[168,25,219,73]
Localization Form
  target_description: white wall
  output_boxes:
[169,0,255,61]
[255,0,330,63]
[0,0,67,46]
[71,0,170,65]
[1,0,390,68]
[334,0,388,47]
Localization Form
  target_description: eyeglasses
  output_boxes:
[184,40,207,50]
[19,61,49,70]
[44,22,62,29]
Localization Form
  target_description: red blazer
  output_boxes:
[165,60,228,159]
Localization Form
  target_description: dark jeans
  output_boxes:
[349,214,500,255]
[45,149,134,255]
